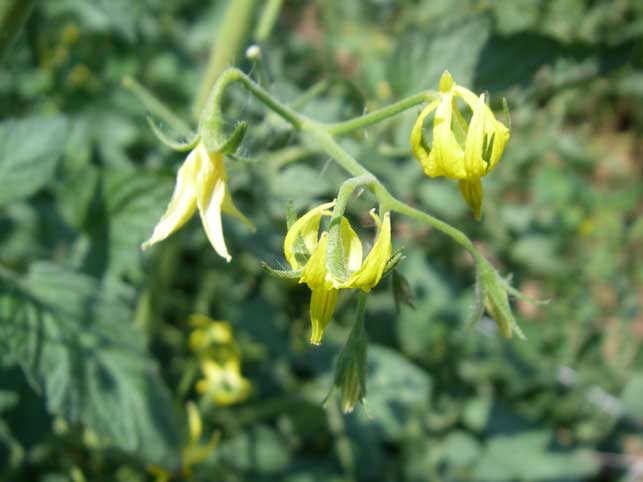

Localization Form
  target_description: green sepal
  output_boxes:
[392,270,415,314]
[325,293,368,413]
[382,247,405,279]
[260,262,302,280]
[465,270,486,329]
[501,275,551,305]
[147,116,200,152]
[202,121,248,155]
[286,200,297,229]
[477,258,526,340]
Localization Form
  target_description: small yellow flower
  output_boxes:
[411,71,510,219]
[187,315,251,406]
[284,202,392,344]
[142,140,252,261]
[195,359,251,406]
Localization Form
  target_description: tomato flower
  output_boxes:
[284,202,392,344]
[411,71,510,219]
[142,141,252,261]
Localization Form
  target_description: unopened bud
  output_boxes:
[328,295,368,413]
[245,44,261,61]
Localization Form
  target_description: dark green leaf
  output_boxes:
[0,117,67,206]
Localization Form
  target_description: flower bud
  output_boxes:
[328,295,368,413]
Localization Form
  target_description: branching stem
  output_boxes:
[199,68,483,263]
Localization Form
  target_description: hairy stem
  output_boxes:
[326,175,376,281]
[254,0,283,42]
[326,91,437,136]
[192,0,256,118]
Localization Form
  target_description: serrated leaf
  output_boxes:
[0,116,67,206]
[0,263,180,468]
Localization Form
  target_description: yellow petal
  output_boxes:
[458,178,483,220]
[186,401,202,442]
[141,148,199,249]
[453,84,479,108]
[433,92,466,179]
[340,217,363,274]
[284,201,335,270]
[456,87,510,173]
[221,187,254,231]
[345,212,392,291]
[489,118,510,170]
[299,232,330,289]
[463,94,489,179]
[197,176,231,262]
[410,100,440,177]
[309,286,338,345]
[439,70,455,93]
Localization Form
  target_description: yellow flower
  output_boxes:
[411,71,510,219]
[284,202,392,344]
[187,315,251,406]
[142,140,252,262]
[195,359,251,406]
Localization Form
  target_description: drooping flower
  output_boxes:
[411,71,510,219]
[142,140,252,261]
[284,202,392,344]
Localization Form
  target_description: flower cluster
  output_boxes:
[283,202,392,344]
[410,71,510,219]
[188,315,251,406]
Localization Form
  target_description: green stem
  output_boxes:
[302,130,369,177]
[383,195,479,259]
[192,0,257,118]
[198,67,481,262]
[326,91,437,136]
[309,131,479,259]
[200,68,302,146]
[326,175,375,281]
[254,0,283,42]
[0,0,36,61]
[289,79,329,109]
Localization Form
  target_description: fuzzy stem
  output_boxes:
[254,0,283,42]
[327,91,437,136]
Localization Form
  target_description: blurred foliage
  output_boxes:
[0,0,642,481]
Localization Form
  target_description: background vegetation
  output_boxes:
[0,0,642,481]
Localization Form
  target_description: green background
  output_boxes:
[0,0,642,481]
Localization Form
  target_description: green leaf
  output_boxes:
[218,424,290,474]
[621,373,643,420]
[0,263,180,468]
[473,430,598,481]
[0,116,67,206]
[350,345,431,441]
